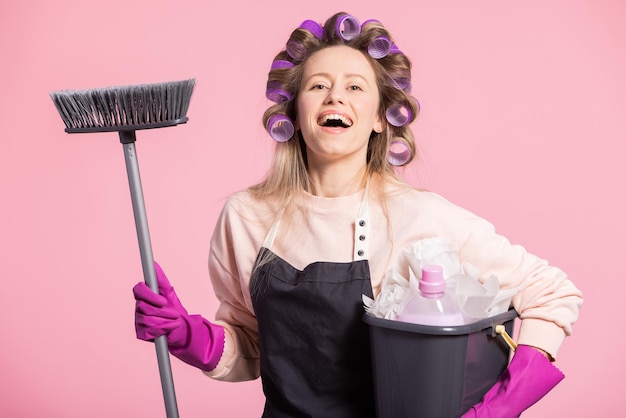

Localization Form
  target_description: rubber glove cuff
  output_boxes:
[167,313,225,372]
[461,344,565,418]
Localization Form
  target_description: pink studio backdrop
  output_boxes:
[1,0,623,416]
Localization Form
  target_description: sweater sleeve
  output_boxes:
[202,196,262,381]
[423,192,583,359]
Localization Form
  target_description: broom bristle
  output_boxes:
[50,79,195,133]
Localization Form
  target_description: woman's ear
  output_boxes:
[374,112,384,133]
[293,112,300,131]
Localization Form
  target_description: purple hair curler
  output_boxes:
[388,140,411,166]
[271,60,295,70]
[298,19,324,39]
[266,88,291,103]
[386,103,412,127]
[286,20,324,60]
[266,114,295,142]
[266,80,291,103]
[389,75,411,91]
[335,14,361,41]
[368,36,391,59]
[286,41,307,61]
[361,19,382,29]
[390,43,403,54]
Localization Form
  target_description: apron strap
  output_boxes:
[262,207,284,250]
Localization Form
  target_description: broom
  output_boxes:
[50,79,196,418]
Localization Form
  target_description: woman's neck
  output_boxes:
[307,162,368,197]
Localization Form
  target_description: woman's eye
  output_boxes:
[313,84,327,90]
[349,85,362,91]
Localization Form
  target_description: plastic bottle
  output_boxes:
[397,264,465,326]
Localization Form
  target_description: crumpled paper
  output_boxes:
[363,237,519,323]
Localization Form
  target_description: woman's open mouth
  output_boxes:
[318,113,353,128]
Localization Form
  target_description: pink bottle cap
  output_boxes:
[419,264,445,296]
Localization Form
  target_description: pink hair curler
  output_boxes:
[388,140,411,166]
[335,14,361,41]
[266,114,295,142]
[386,103,412,127]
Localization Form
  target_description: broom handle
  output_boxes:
[121,131,180,418]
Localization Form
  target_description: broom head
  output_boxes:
[50,79,195,133]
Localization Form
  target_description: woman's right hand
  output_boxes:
[133,261,189,343]
[132,262,225,371]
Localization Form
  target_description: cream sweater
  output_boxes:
[204,182,583,381]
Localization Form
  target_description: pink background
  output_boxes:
[1,0,623,416]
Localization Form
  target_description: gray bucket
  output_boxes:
[364,308,517,418]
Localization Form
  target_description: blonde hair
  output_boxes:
[250,12,419,204]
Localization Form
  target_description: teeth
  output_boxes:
[319,113,353,127]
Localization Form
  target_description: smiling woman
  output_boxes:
[131,11,583,418]
[255,14,419,202]
[296,46,383,187]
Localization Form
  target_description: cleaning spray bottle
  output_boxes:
[397,264,465,326]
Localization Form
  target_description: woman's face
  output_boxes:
[296,45,383,166]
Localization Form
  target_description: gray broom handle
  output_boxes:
[121,132,180,418]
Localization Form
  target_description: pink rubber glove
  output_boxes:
[461,345,565,418]
[133,262,225,372]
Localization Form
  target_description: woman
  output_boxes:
[134,12,583,417]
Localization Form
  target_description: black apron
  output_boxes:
[250,192,376,418]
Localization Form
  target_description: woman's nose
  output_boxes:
[325,86,345,104]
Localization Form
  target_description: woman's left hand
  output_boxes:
[461,345,564,418]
